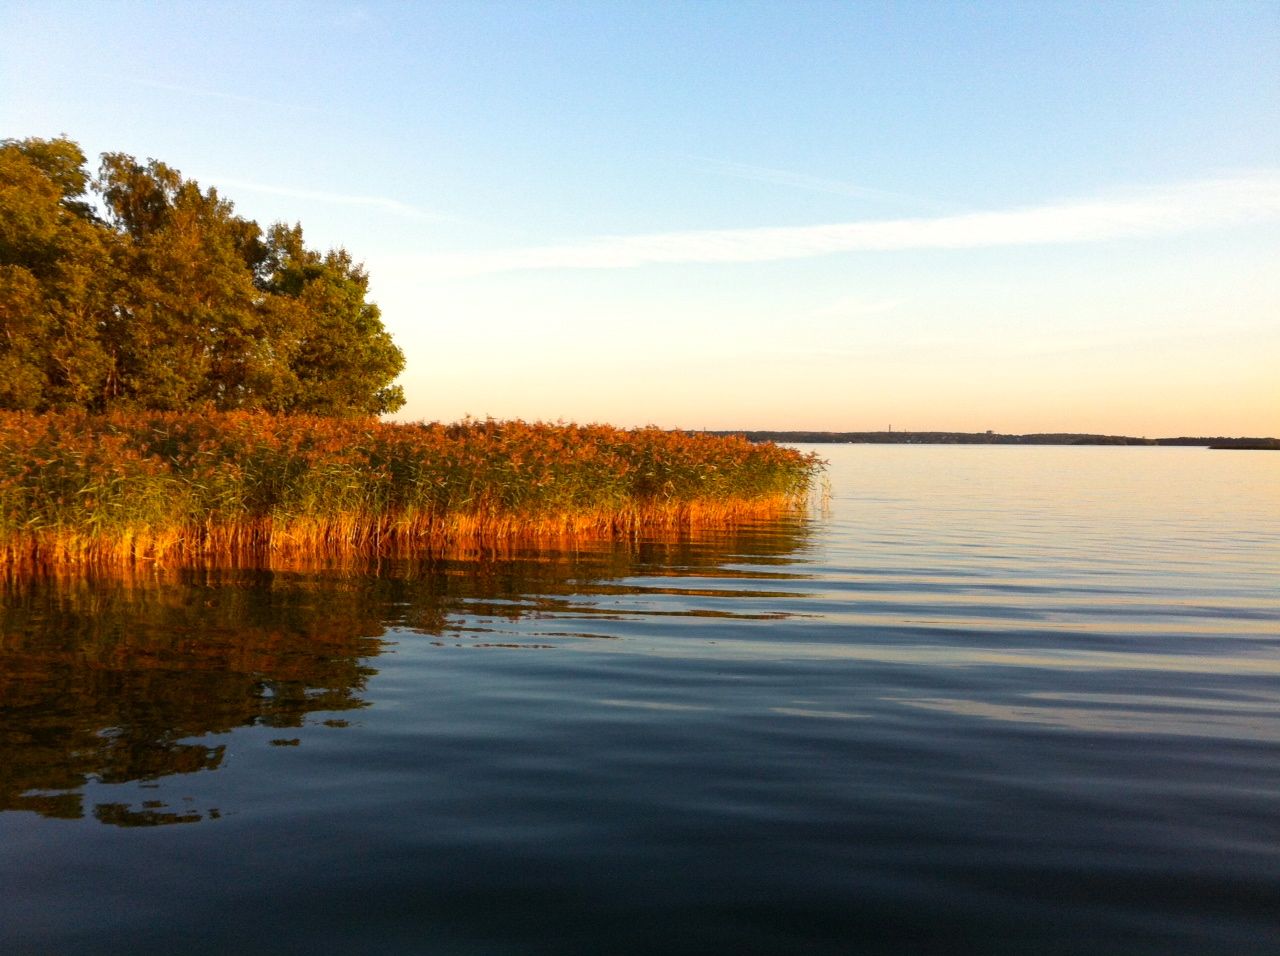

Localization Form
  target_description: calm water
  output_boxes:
[2,446,1277,954]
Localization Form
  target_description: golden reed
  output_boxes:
[2,412,820,575]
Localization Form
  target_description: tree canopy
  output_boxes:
[0,136,405,415]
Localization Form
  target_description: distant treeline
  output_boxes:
[711,431,1280,450]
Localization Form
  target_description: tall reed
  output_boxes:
[1,411,821,573]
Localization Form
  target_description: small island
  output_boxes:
[0,137,818,574]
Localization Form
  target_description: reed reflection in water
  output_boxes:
[0,522,813,829]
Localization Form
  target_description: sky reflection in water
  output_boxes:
[1,446,1277,954]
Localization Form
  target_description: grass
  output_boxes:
[0,411,821,573]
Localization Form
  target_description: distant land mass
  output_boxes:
[711,431,1279,450]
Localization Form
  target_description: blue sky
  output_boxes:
[3,1,1277,434]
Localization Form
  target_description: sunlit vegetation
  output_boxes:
[0,411,821,573]
[1,136,404,415]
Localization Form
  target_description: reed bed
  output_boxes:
[0,411,821,573]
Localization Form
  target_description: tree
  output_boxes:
[96,152,270,410]
[0,136,406,415]
[0,137,114,410]
[259,224,405,415]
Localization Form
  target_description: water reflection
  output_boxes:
[3,449,1278,954]
[0,571,384,824]
[0,520,814,827]
[898,692,1280,741]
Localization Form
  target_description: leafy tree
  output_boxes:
[0,138,114,410]
[0,136,406,416]
[259,224,405,415]
[96,152,268,410]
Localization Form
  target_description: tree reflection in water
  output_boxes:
[0,520,813,826]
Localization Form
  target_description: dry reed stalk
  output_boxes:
[2,495,805,577]
[1,411,820,577]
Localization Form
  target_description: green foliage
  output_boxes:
[0,136,405,415]
[0,138,115,411]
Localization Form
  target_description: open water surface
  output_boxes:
[1,446,1277,954]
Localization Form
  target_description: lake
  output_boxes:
[2,445,1277,954]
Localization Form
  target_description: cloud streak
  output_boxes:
[109,75,321,114]
[810,295,907,318]
[419,173,1280,278]
[687,156,952,211]
[211,177,450,221]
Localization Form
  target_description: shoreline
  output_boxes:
[713,430,1279,449]
[4,496,805,576]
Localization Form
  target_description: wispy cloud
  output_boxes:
[328,5,375,28]
[418,173,1280,278]
[810,295,907,318]
[108,75,321,114]
[688,155,952,211]
[210,177,451,222]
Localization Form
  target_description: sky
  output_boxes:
[2,0,1277,436]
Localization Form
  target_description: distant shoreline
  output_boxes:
[710,431,1280,450]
